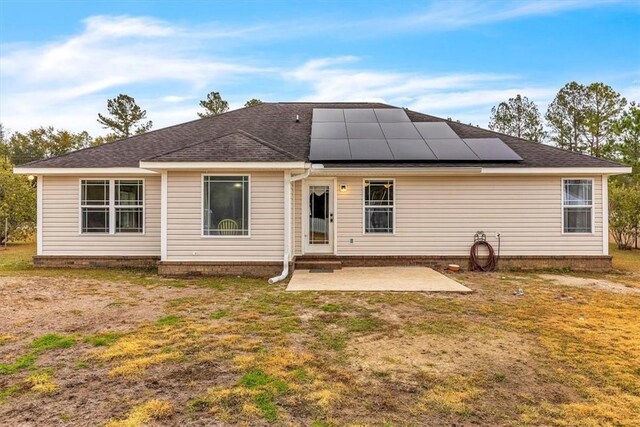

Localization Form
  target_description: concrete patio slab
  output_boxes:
[286,267,472,292]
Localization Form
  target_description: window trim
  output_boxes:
[362,178,396,235]
[78,178,146,236]
[200,173,251,239]
[561,177,595,235]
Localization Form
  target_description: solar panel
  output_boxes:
[309,139,351,161]
[414,122,459,139]
[387,139,437,160]
[346,123,385,139]
[380,122,422,139]
[374,108,410,123]
[309,109,521,162]
[349,139,393,160]
[425,139,480,161]
[344,109,377,123]
[312,109,344,122]
[311,122,348,139]
[463,138,523,161]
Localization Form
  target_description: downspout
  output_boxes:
[269,168,311,284]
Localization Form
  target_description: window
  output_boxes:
[80,179,144,234]
[81,180,109,233]
[364,179,394,233]
[115,180,144,233]
[203,175,249,236]
[563,179,593,233]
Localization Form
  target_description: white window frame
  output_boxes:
[561,178,594,235]
[78,178,145,235]
[362,178,396,235]
[201,173,251,238]
[114,179,145,234]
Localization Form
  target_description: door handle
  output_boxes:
[329,213,334,223]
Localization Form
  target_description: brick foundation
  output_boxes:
[158,261,285,278]
[32,254,612,275]
[296,255,612,272]
[33,256,159,269]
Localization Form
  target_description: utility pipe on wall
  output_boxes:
[268,168,311,284]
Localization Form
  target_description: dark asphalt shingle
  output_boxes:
[19,102,626,169]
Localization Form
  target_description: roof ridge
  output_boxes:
[234,129,299,160]
[276,102,397,107]
[404,109,625,167]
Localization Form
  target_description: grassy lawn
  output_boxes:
[0,243,639,426]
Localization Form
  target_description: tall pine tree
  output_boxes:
[97,94,152,139]
[488,94,546,142]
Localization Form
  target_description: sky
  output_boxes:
[1,0,639,136]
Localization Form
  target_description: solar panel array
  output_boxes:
[309,109,523,162]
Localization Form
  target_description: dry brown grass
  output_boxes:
[27,372,58,394]
[104,399,173,427]
[0,242,639,426]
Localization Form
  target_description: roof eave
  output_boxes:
[479,166,632,176]
[13,166,159,176]
[310,165,632,176]
[138,161,311,171]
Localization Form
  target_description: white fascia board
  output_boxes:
[13,167,159,175]
[310,167,483,176]
[480,167,632,175]
[139,161,309,170]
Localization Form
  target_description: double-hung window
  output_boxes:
[364,179,394,233]
[115,180,144,233]
[203,175,250,236]
[562,179,593,233]
[80,179,144,234]
[81,180,110,233]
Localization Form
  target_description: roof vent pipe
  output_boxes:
[295,114,300,123]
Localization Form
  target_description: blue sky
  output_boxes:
[1,0,639,136]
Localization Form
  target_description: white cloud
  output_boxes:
[0,1,632,133]
[0,15,273,133]
[377,0,622,32]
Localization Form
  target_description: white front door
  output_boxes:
[303,180,334,254]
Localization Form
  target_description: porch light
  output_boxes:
[339,184,348,193]
[27,175,35,182]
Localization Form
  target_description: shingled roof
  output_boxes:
[20,102,626,169]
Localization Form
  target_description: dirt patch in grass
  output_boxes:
[0,276,213,338]
[350,330,532,378]
[538,273,640,293]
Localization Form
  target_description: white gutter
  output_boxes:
[268,168,311,284]
[13,167,158,175]
[480,167,632,176]
[139,161,309,171]
[308,166,632,176]
[309,166,483,176]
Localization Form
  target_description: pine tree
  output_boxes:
[488,94,546,142]
[97,94,153,138]
[198,92,229,118]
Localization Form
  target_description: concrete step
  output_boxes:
[295,259,342,270]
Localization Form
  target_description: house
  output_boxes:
[14,103,631,280]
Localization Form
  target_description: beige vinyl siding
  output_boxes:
[333,175,603,256]
[166,171,284,261]
[293,180,302,256]
[41,175,161,256]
